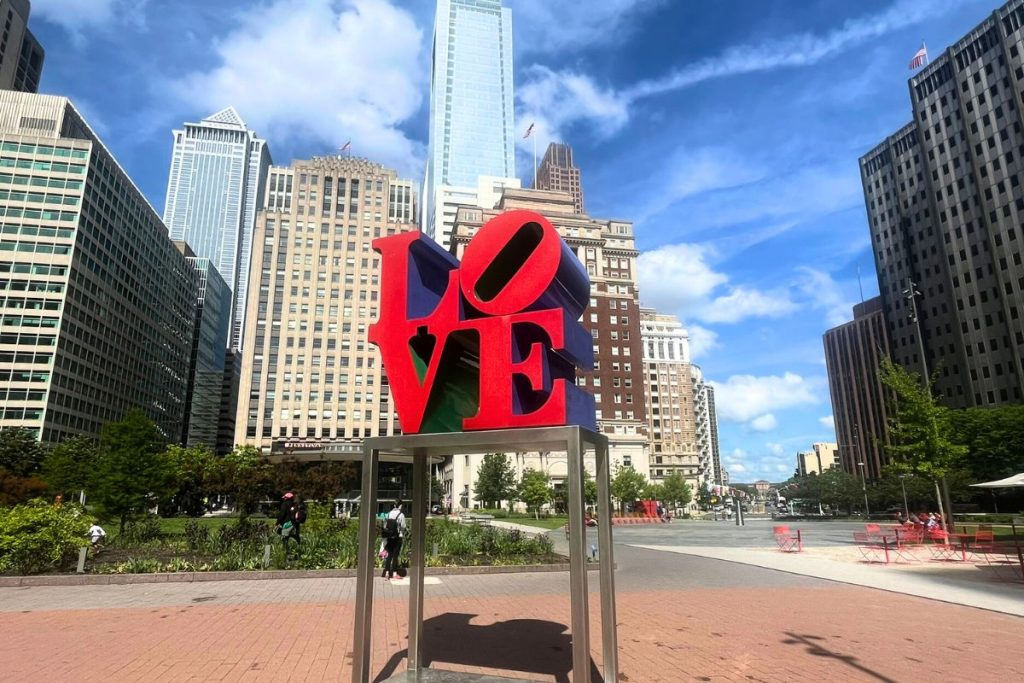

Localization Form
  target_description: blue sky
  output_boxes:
[30,0,1001,482]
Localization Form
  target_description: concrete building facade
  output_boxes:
[640,308,702,484]
[427,175,519,252]
[163,107,271,350]
[795,442,840,478]
[691,365,722,485]
[445,188,649,508]
[823,296,892,479]
[234,156,416,451]
[861,0,1024,409]
[0,92,197,442]
[424,0,515,244]
[534,142,584,214]
[0,1,44,94]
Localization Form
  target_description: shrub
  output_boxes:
[118,515,164,546]
[0,500,89,575]
[183,518,211,551]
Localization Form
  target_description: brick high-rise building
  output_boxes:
[235,156,416,452]
[0,92,198,442]
[640,308,701,510]
[823,296,892,479]
[534,142,584,214]
[860,0,1024,409]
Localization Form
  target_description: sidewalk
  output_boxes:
[2,546,1023,682]
[636,544,1024,616]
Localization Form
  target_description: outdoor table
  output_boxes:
[944,533,974,561]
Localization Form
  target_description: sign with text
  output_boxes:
[370,210,595,434]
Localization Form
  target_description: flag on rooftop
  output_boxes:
[340,140,351,152]
[909,44,928,70]
[523,122,535,139]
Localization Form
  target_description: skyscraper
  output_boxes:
[860,0,1024,409]
[424,0,515,249]
[823,296,891,479]
[163,107,272,350]
[235,156,416,450]
[535,142,584,214]
[691,366,722,485]
[0,1,44,93]
[0,92,198,442]
[176,243,232,450]
[641,308,701,509]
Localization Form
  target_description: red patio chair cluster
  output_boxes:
[773,525,802,552]
[974,541,1024,583]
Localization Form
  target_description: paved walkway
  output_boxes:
[2,545,1023,682]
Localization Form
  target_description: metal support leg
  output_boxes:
[567,428,591,683]
[408,449,428,675]
[595,437,618,683]
[352,447,380,683]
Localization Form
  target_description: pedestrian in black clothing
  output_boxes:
[381,499,406,580]
[276,492,306,558]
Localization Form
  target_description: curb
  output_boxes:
[0,562,610,587]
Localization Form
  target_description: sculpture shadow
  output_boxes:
[780,631,897,683]
[374,612,603,683]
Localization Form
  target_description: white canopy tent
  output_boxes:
[970,472,1024,488]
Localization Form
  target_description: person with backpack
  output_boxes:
[276,492,307,558]
[381,498,406,580]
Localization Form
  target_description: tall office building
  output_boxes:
[176,243,232,449]
[535,142,584,214]
[691,366,723,485]
[235,156,416,451]
[163,107,272,350]
[429,175,520,251]
[446,188,649,506]
[860,0,1024,409]
[823,296,892,479]
[0,92,198,442]
[640,309,702,498]
[795,442,840,478]
[0,1,44,93]
[424,0,515,249]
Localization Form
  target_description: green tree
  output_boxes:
[220,445,272,521]
[430,476,446,505]
[815,468,863,514]
[610,465,646,513]
[474,453,516,508]
[0,426,46,477]
[661,473,693,510]
[165,444,218,517]
[880,358,967,529]
[301,462,358,502]
[947,405,1024,484]
[92,410,174,533]
[643,482,665,501]
[518,468,552,519]
[583,469,598,507]
[41,437,98,501]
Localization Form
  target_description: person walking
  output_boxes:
[276,492,306,558]
[87,521,106,554]
[381,498,406,580]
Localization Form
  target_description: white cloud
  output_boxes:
[796,267,858,327]
[766,442,785,456]
[710,372,821,423]
[819,415,836,431]
[167,0,425,178]
[32,0,146,41]
[687,324,719,360]
[638,241,797,329]
[511,0,666,54]
[750,414,778,432]
[728,463,748,475]
[516,0,963,145]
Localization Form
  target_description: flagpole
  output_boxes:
[923,41,928,66]
[532,132,537,189]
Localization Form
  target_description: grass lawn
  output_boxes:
[953,524,1022,542]
[505,516,569,530]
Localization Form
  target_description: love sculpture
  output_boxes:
[370,209,596,433]
[354,209,617,683]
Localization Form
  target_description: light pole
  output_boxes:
[857,461,870,517]
[903,278,954,533]
[899,473,912,519]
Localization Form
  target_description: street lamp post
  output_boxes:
[899,473,913,519]
[903,279,954,534]
[857,461,870,517]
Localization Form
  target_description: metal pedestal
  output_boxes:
[351,426,618,683]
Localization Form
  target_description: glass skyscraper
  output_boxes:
[163,107,271,350]
[424,0,515,247]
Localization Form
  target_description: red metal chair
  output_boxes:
[974,542,1024,583]
[854,531,890,563]
[773,525,802,552]
[865,523,882,536]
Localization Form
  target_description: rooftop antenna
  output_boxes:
[857,264,865,303]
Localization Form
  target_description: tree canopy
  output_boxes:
[518,468,551,519]
[660,473,693,509]
[610,465,647,511]
[474,453,517,508]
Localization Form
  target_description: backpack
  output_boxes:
[383,516,399,540]
[295,504,307,525]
